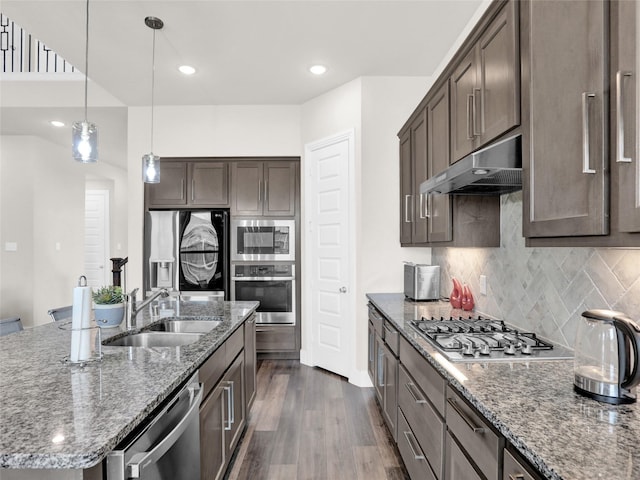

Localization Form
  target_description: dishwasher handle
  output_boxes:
[127,383,203,478]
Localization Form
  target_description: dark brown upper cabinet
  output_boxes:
[521,0,608,239]
[450,0,519,164]
[616,0,640,234]
[231,160,297,217]
[146,160,229,208]
[426,82,453,243]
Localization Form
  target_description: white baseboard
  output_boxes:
[349,368,373,388]
[299,348,313,367]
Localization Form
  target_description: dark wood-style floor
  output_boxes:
[227,360,409,480]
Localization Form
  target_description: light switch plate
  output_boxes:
[5,242,17,252]
[480,275,487,295]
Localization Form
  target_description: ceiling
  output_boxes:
[1,0,485,168]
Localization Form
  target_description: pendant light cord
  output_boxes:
[83,0,89,122]
[150,27,156,154]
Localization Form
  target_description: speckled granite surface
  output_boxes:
[0,299,258,470]
[367,293,640,480]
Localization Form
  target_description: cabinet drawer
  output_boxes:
[383,321,399,357]
[225,326,244,365]
[446,386,504,480]
[256,325,296,351]
[503,448,541,480]
[397,408,438,480]
[200,345,226,399]
[368,304,384,336]
[398,364,444,479]
[399,336,446,415]
[445,431,482,480]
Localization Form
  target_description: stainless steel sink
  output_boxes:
[104,332,203,348]
[146,319,223,334]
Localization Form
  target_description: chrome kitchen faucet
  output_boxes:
[124,288,169,330]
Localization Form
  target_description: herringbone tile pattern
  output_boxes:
[432,191,640,349]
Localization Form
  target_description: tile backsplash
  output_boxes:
[432,191,640,349]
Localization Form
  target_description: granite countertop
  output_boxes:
[0,299,258,470]
[367,293,640,480]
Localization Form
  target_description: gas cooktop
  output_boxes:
[410,315,574,362]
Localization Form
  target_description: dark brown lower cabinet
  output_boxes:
[200,383,226,480]
[445,432,482,480]
[199,325,248,480]
[397,409,438,480]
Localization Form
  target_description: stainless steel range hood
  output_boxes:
[420,134,522,195]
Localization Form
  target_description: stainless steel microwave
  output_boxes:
[231,219,295,261]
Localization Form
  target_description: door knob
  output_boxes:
[339,287,347,293]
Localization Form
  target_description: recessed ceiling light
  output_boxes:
[309,64,327,75]
[179,65,196,75]
[50,120,65,127]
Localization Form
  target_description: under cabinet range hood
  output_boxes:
[420,134,522,195]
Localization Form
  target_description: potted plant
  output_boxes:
[92,285,125,328]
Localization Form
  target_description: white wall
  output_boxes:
[300,76,435,380]
[0,135,128,327]
[125,105,302,290]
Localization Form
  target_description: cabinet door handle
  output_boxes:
[264,180,269,204]
[191,178,195,201]
[180,179,185,199]
[258,180,262,202]
[403,430,425,460]
[419,193,427,219]
[472,88,482,137]
[404,195,413,223]
[447,398,485,434]
[581,92,597,174]
[508,474,526,480]
[405,382,428,404]
[466,94,474,139]
[223,384,232,431]
[228,380,235,426]
[616,71,633,163]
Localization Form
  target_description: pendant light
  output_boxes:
[72,0,98,163]
[142,16,163,184]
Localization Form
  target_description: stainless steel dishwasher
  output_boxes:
[106,372,203,479]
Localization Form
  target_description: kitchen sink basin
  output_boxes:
[104,332,203,348]
[146,319,223,334]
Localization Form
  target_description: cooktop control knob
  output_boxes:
[504,344,517,355]
[479,344,491,355]
[521,344,532,355]
[462,344,475,356]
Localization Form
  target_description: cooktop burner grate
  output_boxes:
[409,316,573,362]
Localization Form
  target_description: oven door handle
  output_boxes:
[231,276,295,281]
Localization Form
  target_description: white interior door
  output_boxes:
[85,190,110,287]
[303,130,355,379]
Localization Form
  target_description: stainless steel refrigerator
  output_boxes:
[143,209,229,299]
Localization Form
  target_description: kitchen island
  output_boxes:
[0,299,258,477]
[367,293,640,480]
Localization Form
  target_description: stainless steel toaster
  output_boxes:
[404,263,440,301]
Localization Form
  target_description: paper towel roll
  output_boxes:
[70,276,92,362]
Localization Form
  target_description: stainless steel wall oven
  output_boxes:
[231,264,295,324]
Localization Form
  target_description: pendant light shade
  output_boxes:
[142,16,163,183]
[72,0,98,163]
[142,154,161,184]
[72,120,98,163]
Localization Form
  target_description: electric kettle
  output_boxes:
[574,309,640,404]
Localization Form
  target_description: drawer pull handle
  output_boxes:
[405,382,428,404]
[447,398,485,434]
[403,430,425,460]
[508,474,525,480]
